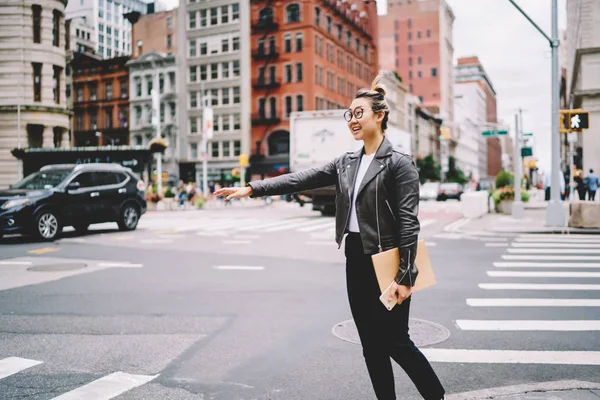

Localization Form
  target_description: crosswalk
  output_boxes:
[427,232,600,366]
[0,357,158,399]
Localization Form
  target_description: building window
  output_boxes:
[233,114,241,130]
[222,62,230,79]
[326,16,332,33]
[200,41,207,55]
[77,115,83,130]
[269,97,277,118]
[221,5,229,24]
[417,31,421,39]
[222,88,230,105]
[105,109,112,128]
[269,65,276,83]
[211,63,218,80]
[408,18,412,28]
[296,63,303,82]
[336,24,342,40]
[169,72,175,89]
[408,32,412,40]
[297,95,303,112]
[120,80,127,98]
[223,115,230,131]
[233,36,240,51]
[90,111,97,129]
[135,106,142,123]
[409,70,412,80]
[76,85,83,102]
[233,87,240,103]
[431,67,438,77]
[167,15,172,30]
[104,82,112,100]
[418,56,422,64]
[285,64,292,83]
[286,4,300,23]
[408,45,412,53]
[52,66,61,104]
[427,29,431,38]
[146,77,152,95]
[285,96,292,118]
[233,61,240,76]
[315,7,320,25]
[167,34,172,49]
[190,143,198,159]
[90,84,98,101]
[222,38,229,53]
[159,73,164,93]
[210,7,218,25]
[190,91,197,108]
[200,9,207,27]
[190,118,197,133]
[53,10,61,47]
[135,78,141,97]
[223,141,230,157]
[284,34,292,53]
[232,4,239,21]
[296,33,303,51]
[233,140,241,156]
[210,88,218,106]
[189,11,196,29]
[408,57,412,66]
[211,141,219,158]
[190,66,197,82]
[32,5,42,44]
[418,71,422,78]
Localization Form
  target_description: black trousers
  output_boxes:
[590,190,597,201]
[345,233,445,400]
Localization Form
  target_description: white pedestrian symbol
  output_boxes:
[571,114,581,129]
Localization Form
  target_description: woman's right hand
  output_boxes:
[213,186,253,202]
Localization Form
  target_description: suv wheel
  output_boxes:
[118,203,139,231]
[35,210,62,240]
[73,224,89,234]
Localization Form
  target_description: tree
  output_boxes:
[416,154,440,183]
[446,156,469,185]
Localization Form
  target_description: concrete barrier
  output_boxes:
[461,191,489,219]
[569,201,600,228]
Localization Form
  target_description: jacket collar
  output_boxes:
[348,136,394,160]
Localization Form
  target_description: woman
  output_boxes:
[214,77,445,400]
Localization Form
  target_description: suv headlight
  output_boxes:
[1,198,30,210]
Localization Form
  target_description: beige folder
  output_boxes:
[371,240,437,294]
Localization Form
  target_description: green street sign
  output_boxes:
[523,132,533,137]
[521,147,533,157]
[482,130,508,137]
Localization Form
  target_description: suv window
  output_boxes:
[94,172,127,186]
[71,172,95,188]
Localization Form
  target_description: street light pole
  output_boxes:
[508,0,564,226]
[152,70,162,195]
[513,113,524,218]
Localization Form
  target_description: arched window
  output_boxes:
[259,7,273,23]
[268,130,290,155]
[286,4,300,23]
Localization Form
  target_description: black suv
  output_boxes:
[0,163,147,240]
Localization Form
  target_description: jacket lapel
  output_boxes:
[346,148,362,200]
[356,138,394,198]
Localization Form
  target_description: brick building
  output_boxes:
[71,52,130,146]
[130,9,178,59]
[379,0,454,124]
[248,0,379,178]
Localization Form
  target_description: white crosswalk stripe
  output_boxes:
[0,357,158,399]
[441,232,600,366]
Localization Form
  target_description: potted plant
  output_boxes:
[163,187,176,210]
[492,186,531,214]
[195,196,206,210]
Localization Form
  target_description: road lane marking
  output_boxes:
[264,219,328,232]
[0,261,33,266]
[480,238,509,242]
[97,263,143,268]
[60,238,87,243]
[222,240,252,244]
[485,242,509,247]
[28,247,60,255]
[456,320,600,331]
[515,237,600,243]
[519,233,598,239]
[493,261,600,268]
[297,221,335,232]
[502,255,600,261]
[466,298,600,307]
[0,357,43,380]
[140,239,173,244]
[51,372,159,400]
[487,271,600,278]
[236,218,308,232]
[420,219,436,228]
[507,248,600,254]
[421,349,600,365]
[479,283,600,290]
[214,266,264,270]
[512,242,600,248]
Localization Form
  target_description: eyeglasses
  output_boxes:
[344,107,374,122]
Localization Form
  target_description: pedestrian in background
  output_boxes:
[586,169,599,201]
[215,77,445,400]
[574,170,587,200]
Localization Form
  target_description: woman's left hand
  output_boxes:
[388,281,412,305]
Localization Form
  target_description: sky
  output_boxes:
[163,0,567,171]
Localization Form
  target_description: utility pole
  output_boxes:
[151,71,162,195]
[508,0,564,226]
[512,113,524,218]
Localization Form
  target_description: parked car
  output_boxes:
[420,181,440,201]
[0,163,147,240]
[437,183,464,201]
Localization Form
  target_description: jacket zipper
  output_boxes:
[385,200,397,221]
[397,248,411,285]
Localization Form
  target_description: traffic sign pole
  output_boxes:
[513,113,524,218]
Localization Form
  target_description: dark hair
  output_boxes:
[354,75,390,132]
[591,169,595,173]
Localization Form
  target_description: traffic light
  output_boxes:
[568,110,590,130]
[439,127,450,141]
[560,110,569,133]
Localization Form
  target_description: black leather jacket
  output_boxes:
[248,137,420,287]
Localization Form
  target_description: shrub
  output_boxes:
[495,170,513,188]
[196,197,205,209]
[164,187,176,198]
[492,187,531,205]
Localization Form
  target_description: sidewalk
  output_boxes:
[447,380,600,399]
[453,202,600,235]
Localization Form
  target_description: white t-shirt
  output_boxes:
[347,153,376,232]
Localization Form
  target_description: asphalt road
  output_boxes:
[0,200,598,400]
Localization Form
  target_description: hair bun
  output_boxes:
[371,75,386,97]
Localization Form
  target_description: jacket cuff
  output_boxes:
[247,181,262,198]
[394,241,418,287]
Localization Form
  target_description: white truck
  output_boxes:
[290,110,412,215]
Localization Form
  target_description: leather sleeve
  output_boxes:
[392,154,421,287]
[248,159,337,198]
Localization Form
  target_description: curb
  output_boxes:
[444,218,600,236]
[446,380,600,400]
